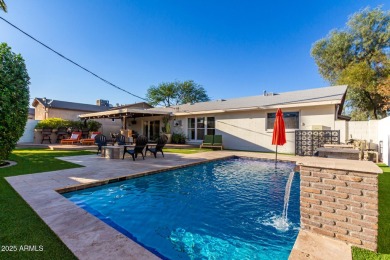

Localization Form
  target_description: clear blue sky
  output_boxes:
[1,1,387,107]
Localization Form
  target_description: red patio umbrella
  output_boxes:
[272,108,286,162]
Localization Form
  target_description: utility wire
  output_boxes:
[0,16,150,102]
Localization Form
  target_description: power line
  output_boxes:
[0,16,150,102]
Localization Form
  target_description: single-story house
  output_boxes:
[79,85,348,154]
[32,98,111,120]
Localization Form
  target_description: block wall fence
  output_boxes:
[297,158,382,251]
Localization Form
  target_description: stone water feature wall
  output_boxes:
[297,157,382,251]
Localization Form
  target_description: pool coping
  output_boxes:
[5,151,355,259]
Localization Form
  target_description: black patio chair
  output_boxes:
[115,134,127,145]
[95,134,107,155]
[146,135,168,158]
[56,127,68,143]
[41,128,52,144]
[122,135,148,161]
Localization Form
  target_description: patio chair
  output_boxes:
[60,132,82,145]
[200,135,213,149]
[122,135,148,161]
[200,135,223,150]
[56,127,68,143]
[213,135,223,150]
[80,132,101,145]
[146,135,168,158]
[41,128,53,144]
[115,134,127,145]
[95,134,107,155]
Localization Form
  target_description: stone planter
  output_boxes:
[164,134,172,144]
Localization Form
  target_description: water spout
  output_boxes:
[282,172,295,222]
[262,171,295,231]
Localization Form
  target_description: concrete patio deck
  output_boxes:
[5,151,352,259]
[16,142,198,151]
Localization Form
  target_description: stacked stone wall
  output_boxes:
[300,166,378,251]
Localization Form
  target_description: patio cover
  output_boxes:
[79,108,171,120]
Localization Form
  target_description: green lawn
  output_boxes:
[0,149,93,260]
[352,164,390,260]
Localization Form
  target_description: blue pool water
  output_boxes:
[64,158,300,259]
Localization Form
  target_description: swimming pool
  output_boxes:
[64,158,300,259]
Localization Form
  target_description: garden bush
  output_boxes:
[35,118,102,132]
[35,118,71,129]
[172,133,186,144]
[0,43,30,161]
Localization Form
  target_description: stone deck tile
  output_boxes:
[289,230,352,260]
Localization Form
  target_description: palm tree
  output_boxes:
[0,0,7,12]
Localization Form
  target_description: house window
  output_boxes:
[197,117,205,141]
[188,118,195,140]
[267,112,299,130]
[188,117,215,140]
[207,117,215,135]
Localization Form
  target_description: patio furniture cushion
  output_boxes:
[70,133,79,139]
[80,132,101,145]
[61,132,82,145]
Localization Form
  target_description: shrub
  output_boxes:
[0,43,30,161]
[35,118,102,132]
[35,118,71,129]
[87,120,102,132]
[172,133,186,144]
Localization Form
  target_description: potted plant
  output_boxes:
[162,115,172,143]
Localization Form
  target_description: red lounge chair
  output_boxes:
[61,132,82,145]
[80,132,101,145]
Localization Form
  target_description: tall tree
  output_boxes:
[176,80,210,105]
[0,0,7,12]
[311,7,390,120]
[0,43,30,162]
[146,82,177,107]
[146,80,210,106]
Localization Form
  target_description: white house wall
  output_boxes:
[378,117,390,166]
[18,119,39,143]
[174,104,336,154]
[339,120,379,144]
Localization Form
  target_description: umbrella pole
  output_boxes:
[275,145,278,162]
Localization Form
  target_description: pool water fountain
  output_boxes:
[263,171,296,232]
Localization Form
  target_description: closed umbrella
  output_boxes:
[272,108,286,162]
